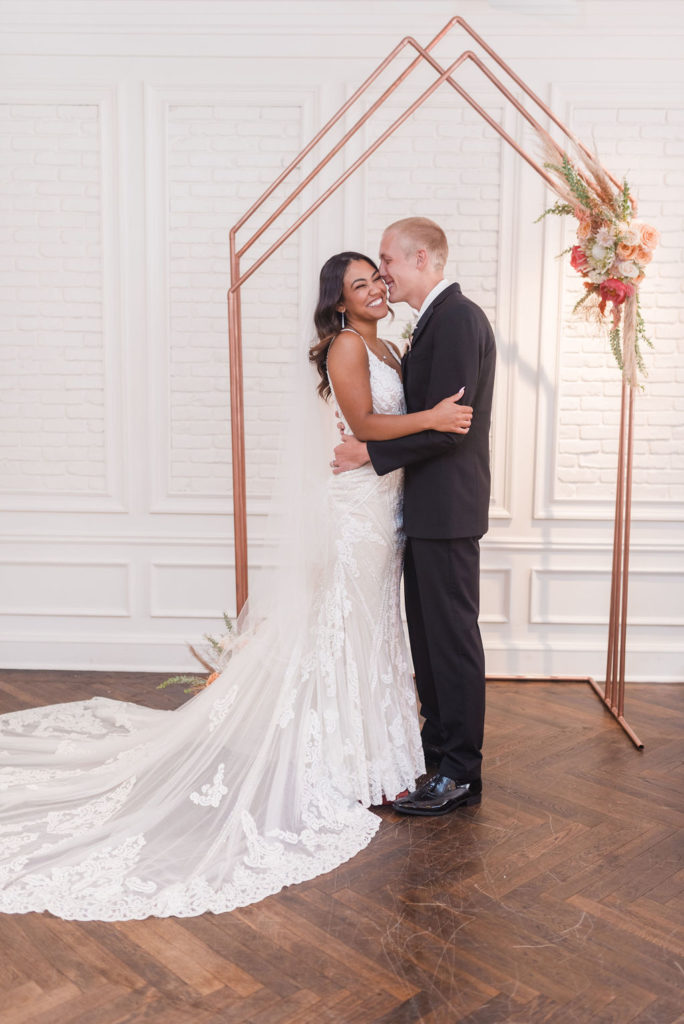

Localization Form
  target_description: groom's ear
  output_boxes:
[415,248,428,269]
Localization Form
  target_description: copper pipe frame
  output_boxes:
[486,675,643,749]
[226,18,641,746]
[591,381,642,747]
[605,380,628,709]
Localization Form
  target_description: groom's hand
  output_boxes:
[331,432,369,474]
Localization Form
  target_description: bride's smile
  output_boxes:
[340,264,388,325]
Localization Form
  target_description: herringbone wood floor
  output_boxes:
[0,671,681,1024]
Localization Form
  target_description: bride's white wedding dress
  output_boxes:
[0,345,424,920]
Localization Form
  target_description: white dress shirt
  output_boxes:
[414,278,450,323]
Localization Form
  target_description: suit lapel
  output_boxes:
[407,282,462,357]
[408,306,434,354]
[403,307,432,395]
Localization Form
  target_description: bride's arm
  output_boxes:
[326,331,471,442]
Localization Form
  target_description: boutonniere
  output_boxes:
[401,315,418,349]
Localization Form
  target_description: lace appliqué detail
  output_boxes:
[0,835,147,916]
[190,764,228,808]
[0,832,40,858]
[208,687,238,733]
[0,702,111,738]
[46,778,137,836]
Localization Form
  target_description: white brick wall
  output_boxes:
[0,1,682,678]
[167,101,303,499]
[0,102,106,494]
[363,100,502,333]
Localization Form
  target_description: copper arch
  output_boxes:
[225,17,642,748]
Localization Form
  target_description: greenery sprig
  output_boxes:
[158,612,236,695]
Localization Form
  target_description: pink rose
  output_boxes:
[598,277,635,316]
[570,245,589,274]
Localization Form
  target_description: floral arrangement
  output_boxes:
[158,612,237,694]
[538,142,659,383]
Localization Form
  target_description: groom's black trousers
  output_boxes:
[403,536,485,784]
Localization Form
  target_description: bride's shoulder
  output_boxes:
[335,328,365,343]
[328,329,367,358]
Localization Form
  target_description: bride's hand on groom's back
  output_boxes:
[429,389,473,434]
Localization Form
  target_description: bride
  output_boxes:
[0,251,471,921]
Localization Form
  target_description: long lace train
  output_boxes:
[0,350,423,920]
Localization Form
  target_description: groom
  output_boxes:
[332,217,496,815]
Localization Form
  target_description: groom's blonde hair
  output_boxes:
[385,217,448,271]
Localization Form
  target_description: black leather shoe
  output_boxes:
[392,774,482,816]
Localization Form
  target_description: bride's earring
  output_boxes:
[340,310,345,330]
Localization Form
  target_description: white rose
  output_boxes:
[618,260,639,279]
[618,227,639,248]
[590,243,614,268]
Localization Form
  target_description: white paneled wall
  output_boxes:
[0,0,682,680]
[0,95,119,507]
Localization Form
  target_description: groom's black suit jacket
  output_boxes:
[367,283,496,538]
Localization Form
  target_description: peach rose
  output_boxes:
[637,222,660,251]
[616,242,639,260]
[576,218,592,241]
[635,245,653,265]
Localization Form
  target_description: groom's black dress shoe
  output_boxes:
[392,774,482,816]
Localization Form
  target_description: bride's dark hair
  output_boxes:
[309,251,385,400]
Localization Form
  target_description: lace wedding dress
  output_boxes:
[0,345,424,920]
